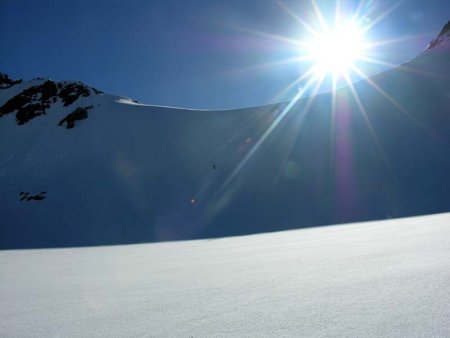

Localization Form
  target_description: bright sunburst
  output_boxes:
[305,22,365,78]
[228,0,408,96]
[219,0,422,189]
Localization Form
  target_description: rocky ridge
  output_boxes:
[0,74,103,126]
[427,20,450,50]
[0,72,22,89]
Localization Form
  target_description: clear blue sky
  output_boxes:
[1,0,449,109]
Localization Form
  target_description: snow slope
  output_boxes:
[1,26,450,249]
[1,213,449,337]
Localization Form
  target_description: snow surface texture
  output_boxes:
[1,213,450,337]
[1,27,450,249]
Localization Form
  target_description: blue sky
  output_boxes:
[1,0,449,109]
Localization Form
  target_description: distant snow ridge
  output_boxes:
[427,20,450,50]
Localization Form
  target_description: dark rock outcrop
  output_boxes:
[0,73,22,89]
[58,82,91,106]
[58,82,103,107]
[0,74,103,125]
[427,20,450,50]
[58,106,92,129]
[0,80,58,124]
[437,20,450,37]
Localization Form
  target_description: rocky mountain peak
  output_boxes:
[426,20,450,50]
[0,73,103,125]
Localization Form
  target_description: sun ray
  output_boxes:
[272,72,327,186]
[334,0,341,27]
[344,73,390,168]
[360,1,404,34]
[224,24,308,48]
[311,0,330,32]
[223,56,312,76]
[220,76,319,190]
[266,66,319,104]
[276,0,319,37]
[349,0,368,26]
[359,56,401,68]
[329,73,338,173]
[360,56,447,78]
[365,33,434,49]
[350,65,431,134]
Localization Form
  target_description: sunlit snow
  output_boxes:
[1,213,450,337]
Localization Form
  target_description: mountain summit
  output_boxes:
[427,20,450,50]
[0,75,102,126]
[1,23,450,249]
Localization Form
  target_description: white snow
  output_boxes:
[1,212,450,337]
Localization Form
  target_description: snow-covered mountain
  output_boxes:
[1,24,450,249]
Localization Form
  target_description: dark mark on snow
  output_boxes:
[19,191,47,202]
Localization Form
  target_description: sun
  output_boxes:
[228,0,407,96]
[220,1,412,187]
[306,23,365,78]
